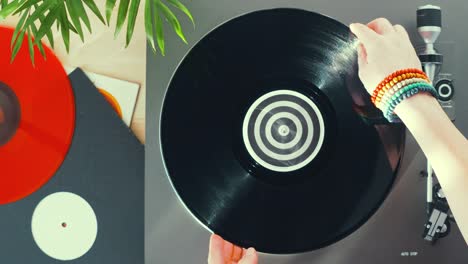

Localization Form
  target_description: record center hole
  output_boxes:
[0,82,21,147]
[278,125,290,136]
[61,222,67,228]
[0,106,4,124]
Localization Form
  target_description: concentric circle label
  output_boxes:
[31,192,98,261]
[242,90,325,172]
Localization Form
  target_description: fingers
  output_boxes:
[208,234,226,264]
[393,24,406,34]
[222,238,234,262]
[367,17,394,35]
[350,23,379,46]
[231,244,244,262]
[238,248,258,264]
[357,43,368,67]
[208,234,258,264]
[393,24,410,39]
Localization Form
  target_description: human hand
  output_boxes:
[350,18,422,95]
[208,234,258,264]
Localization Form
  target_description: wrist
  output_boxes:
[393,92,440,119]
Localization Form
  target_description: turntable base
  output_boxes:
[146,0,468,263]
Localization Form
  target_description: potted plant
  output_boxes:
[0,0,193,62]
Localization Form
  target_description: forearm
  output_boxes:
[395,93,468,243]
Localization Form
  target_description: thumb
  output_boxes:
[350,23,379,48]
[239,248,258,264]
[357,43,367,69]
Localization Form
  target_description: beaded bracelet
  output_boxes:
[371,68,428,103]
[373,72,430,105]
[371,68,429,104]
[377,77,428,110]
[383,83,437,122]
[385,85,437,123]
[381,82,433,115]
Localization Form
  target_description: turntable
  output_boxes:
[146,1,468,263]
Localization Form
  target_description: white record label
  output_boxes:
[242,90,325,172]
[31,192,98,261]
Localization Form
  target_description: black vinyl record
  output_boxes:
[161,8,404,253]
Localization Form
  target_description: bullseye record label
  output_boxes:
[31,192,98,261]
[242,90,325,172]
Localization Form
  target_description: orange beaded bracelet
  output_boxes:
[374,73,430,105]
[371,68,429,104]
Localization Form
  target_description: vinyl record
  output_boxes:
[98,88,123,118]
[0,27,75,205]
[161,8,403,253]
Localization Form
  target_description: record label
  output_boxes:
[0,82,20,146]
[242,90,325,172]
[31,192,98,261]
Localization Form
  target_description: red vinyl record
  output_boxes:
[0,26,75,205]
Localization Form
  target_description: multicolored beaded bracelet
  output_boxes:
[384,86,422,120]
[383,83,437,122]
[377,77,428,110]
[371,68,429,104]
[373,72,430,105]
[385,85,437,123]
[382,82,433,114]
[371,68,428,101]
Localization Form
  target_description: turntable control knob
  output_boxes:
[435,79,454,101]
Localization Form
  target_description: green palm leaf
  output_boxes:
[0,0,20,20]
[23,0,58,28]
[153,0,164,55]
[67,20,78,33]
[10,27,25,62]
[125,0,140,47]
[5,0,194,64]
[83,0,105,24]
[12,0,41,15]
[144,0,156,52]
[105,0,117,24]
[114,0,130,37]
[10,8,28,48]
[38,13,55,48]
[30,20,46,58]
[157,1,186,43]
[35,4,60,42]
[166,0,193,25]
[58,3,70,52]
[66,0,85,41]
[26,27,35,65]
[72,0,92,32]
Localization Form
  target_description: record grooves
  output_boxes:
[161,8,404,253]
